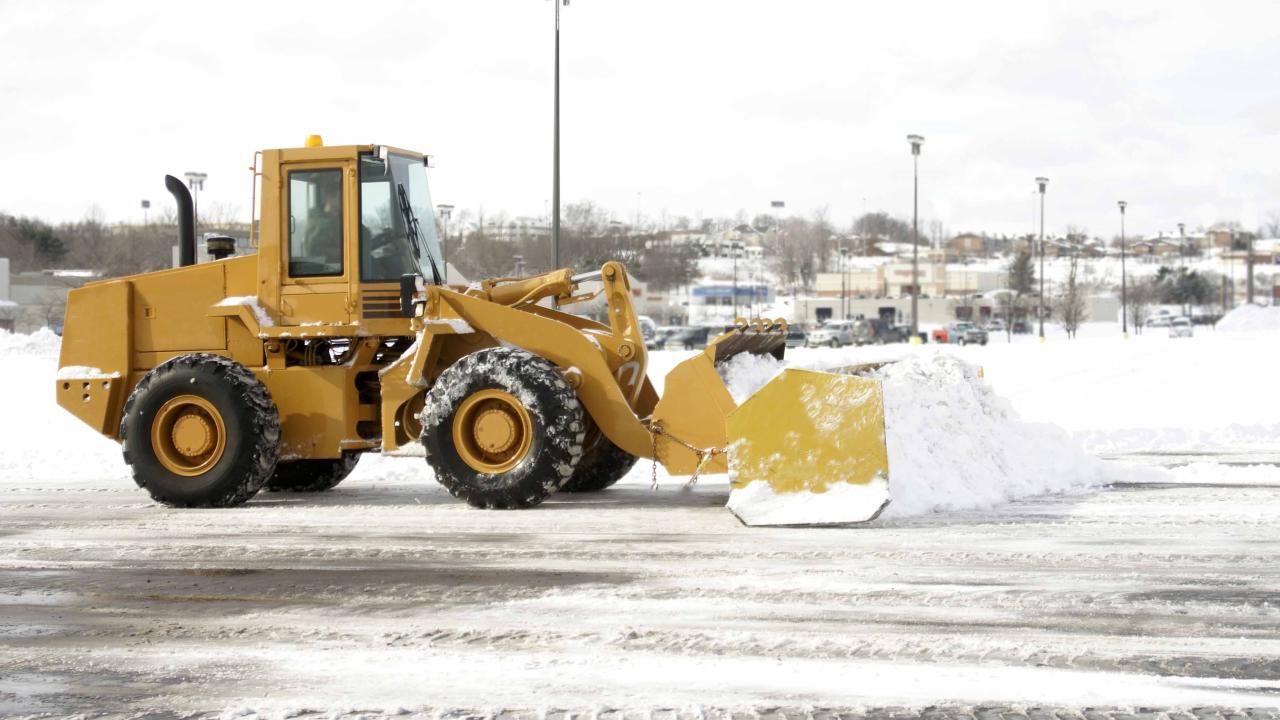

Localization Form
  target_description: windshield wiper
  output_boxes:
[397,183,442,285]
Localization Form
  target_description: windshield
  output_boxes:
[358,153,443,283]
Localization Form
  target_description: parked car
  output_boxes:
[933,321,988,346]
[785,325,808,348]
[1147,314,1174,328]
[1168,317,1194,338]
[1012,320,1031,334]
[664,326,712,350]
[985,318,1006,333]
[638,315,658,344]
[851,318,903,345]
[807,320,855,348]
[647,326,681,350]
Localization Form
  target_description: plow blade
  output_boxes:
[725,368,890,527]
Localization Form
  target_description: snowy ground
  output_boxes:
[1,324,1278,717]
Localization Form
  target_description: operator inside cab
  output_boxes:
[288,168,344,277]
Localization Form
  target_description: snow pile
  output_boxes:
[718,350,1116,519]
[873,354,1113,517]
[1216,303,1280,332]
[0,332,127,484]
[0,327,61,357]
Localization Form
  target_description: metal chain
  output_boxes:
[646,420,724,490]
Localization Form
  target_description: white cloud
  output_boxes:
[0,0,1277,238]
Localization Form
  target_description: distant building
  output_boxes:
[687,282,774,326]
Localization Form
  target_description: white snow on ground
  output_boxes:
[1216,302,1280,332]
[3,327,1280,714]
[0,327,60,356]
[715,350,1119,519]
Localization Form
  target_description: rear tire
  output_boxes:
[265,452,360,492]
[421,347,585,509]
[830,339,840,348]
[120,354,280,508]
[561,432,637,493]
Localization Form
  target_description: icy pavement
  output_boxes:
[1,456,1279,717]
[3,329,1280,717]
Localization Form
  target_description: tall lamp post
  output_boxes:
[184,171,207,230]
[907,134,924,340]
[1036,177,1048,340]
[839,241,847,319]
[550,0,568,270]
[436,204,454,282]
[1177,222,1187,316]
[1118,201,1128,336]
[731,241,743,321]
[141,199,151,226]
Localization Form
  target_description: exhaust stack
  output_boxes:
[164,175,195,267]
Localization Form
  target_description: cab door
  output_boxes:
[278,160,357,325]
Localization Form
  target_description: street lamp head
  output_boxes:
[1035,177,1049,194]
[1118,200,1127,213]
[907,134,924,155]
[1177,222,1185,234]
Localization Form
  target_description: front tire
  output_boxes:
[120,354,280,508]
[561,431,637,493]
[421,347,585,509]
[265,452,360,492]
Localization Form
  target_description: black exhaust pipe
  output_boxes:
[164,175,196,267]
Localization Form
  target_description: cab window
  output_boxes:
[288,169,344,277]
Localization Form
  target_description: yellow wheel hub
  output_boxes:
[151,395,227,477]
[452,389,533,474]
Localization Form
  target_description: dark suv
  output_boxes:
[852,319,904,345]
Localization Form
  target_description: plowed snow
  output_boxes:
[718,351,1123,519]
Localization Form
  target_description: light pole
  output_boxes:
[907,134,924,340]
[184,172,207,231]
[731,240,743,321]
[1178,222,1187,316]
[843,244,852,318]
[550,0,568,271]
[1036,177,1048,340]
[141,199,150,227]
[839,241,847,319]
[436,204,454,282]
[1118,200,1128,336]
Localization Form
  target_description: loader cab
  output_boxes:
[261,141,442,328]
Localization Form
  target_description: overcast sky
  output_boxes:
[2,1,1278,238]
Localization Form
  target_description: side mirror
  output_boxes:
[399,274,424,317]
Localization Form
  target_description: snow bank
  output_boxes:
[1216,303,1280,332]
[0,327,61,357]
[718,351,1117,519]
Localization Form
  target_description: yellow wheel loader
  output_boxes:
[55,139,891,526]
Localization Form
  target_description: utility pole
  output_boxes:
[839,240,847,319]
[732,241,740,321]
[1247,231,1256,304]
[184,172,207,231]
[1118,201,1128,336]
[1178,222,1187,316]
[551,0,566,270]
[436,204,454,282]
[907,135,924,340]
[1036,177,1048,340]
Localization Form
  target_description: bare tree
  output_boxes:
[1127,278,1157,333]
[1055,253,1088,339]
[1262,212,1280,239]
